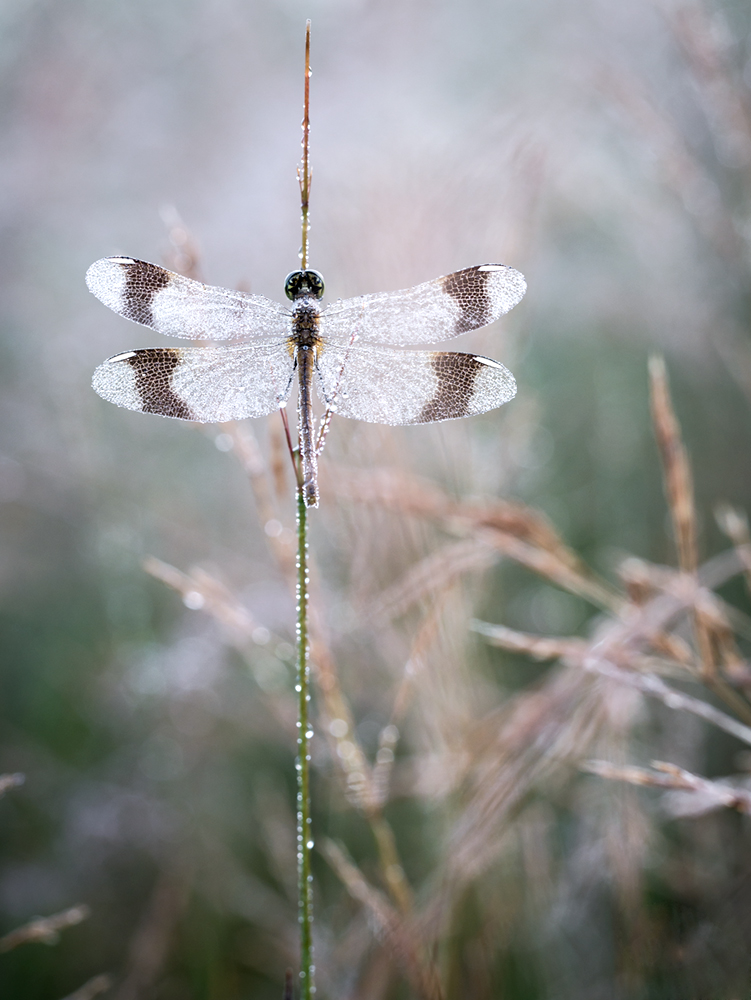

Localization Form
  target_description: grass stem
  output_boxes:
[296,482,315,999]
[296,24,316,995]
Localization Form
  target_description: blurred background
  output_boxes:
[3,0,751,997]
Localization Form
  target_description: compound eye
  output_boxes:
[284,271,303,300]
[306,270,325,299]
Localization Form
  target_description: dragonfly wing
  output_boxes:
[315,343,516,425]
[93,343,295,422]
[319,264,526,346]
[86,257,291,341]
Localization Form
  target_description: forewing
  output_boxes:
[86,257,290,341]
[319,264,526,346]
[315,343,516,425]
[92,343,295,422]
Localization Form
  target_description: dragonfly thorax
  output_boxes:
[291,300,322,349]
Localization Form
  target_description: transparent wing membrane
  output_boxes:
[86,257,290,341]
[315,343,517,425]
[319,264,526,346]
[88,258,524,450]
[92,343,295,422]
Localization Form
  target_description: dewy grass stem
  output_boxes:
[299,21,311,273]
[296,481,314,998]
[295,23,315,997]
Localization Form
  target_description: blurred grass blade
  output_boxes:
[649,355,697,573]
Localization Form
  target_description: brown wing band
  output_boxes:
[125,349,194,420]
[441,269,494,334]
[416,354,485,422]
[120,260,171,327]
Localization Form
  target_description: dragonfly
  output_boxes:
[88,257,526,507]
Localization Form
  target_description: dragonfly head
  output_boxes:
[284,269,325,301]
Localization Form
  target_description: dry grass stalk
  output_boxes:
[322,466,448,519]
[470,620,587,663]
[693,592,751,723]
[660,0,751,168]
[387,590,452,736]
[365,592,465,912]
[143,557,259,638]
[368,815,414,916]
[618,555,666,604]
[393,592,482,781]
[141,555,302,744]
[441,665,607,889]
[322,840,444,1000]
[329,466,561,550]
[617,558,695,667]
[618,553,751,717]
[323,459,625,843]
[218,421,296,581]
[716,503,751,597]
[601,64,741,259]
[59,974,112,1000]
[144,452,415,919]
[575,560,751,745]
[647,359,751,723]
[479,526,620,611]
[0,772,24,797]
[473,552,751,741]
[585,647,751,747]
[473,618,690,680]
[113,866,191,1000]
[334,365,751,941]
[472,560,751,741]
[267,416,291,503]
[309,622,414,913]
[583,759,751,816]
[283,968,294,1000]
[337,462,623,621]
[462,380,751,893]
[214,428,384,827]
[334,465,620,613]
[159,204,202,280]
[0,904,90,953]
[330,465,564,557]
[649,355,698,574]
[315,356,751,987]
[370,723,401,808]
[368,540,496,624]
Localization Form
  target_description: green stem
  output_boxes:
[300,21,311,272]
[295,22,315,997]
[296,481,315,999]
